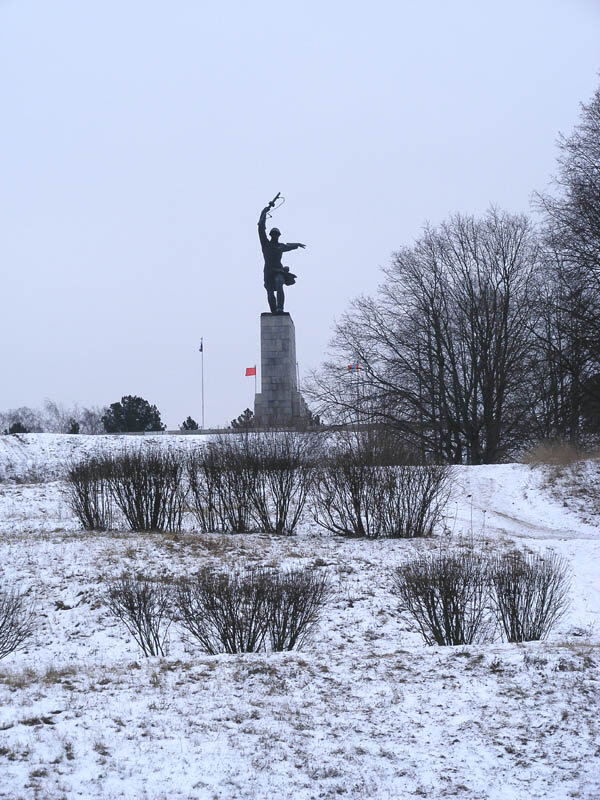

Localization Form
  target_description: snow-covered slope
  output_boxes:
[0,435,598,799]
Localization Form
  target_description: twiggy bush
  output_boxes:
[64,457,113,530]
[187,449,224,532]
[312,456,386,537]
[0,586,36,660]
[106,575,172,656]
[312,458,449,538]
[489,550,571,642]
[187,438,257,533]
[107,448,187,532]
[174,567,270,653]
[381,465,450,537]
[187,436,259,533]
[246,432,320,535]
[392,551,492,645]
[267,567,331,651]
[174,566,331,653]
[187,433,320,534]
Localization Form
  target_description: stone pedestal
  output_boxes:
[254,313,309,427]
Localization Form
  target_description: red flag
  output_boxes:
[245,366,256,377]
[347,362,359,373]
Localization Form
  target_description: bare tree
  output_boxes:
[42,399,75,433]
[0,406,44,434]
[533,83,600,439]
[79,406,108,435]
[535,84,600,293]
[0,401,108,435]
[309,209,540,463]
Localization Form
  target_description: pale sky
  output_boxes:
[1,0,599,428]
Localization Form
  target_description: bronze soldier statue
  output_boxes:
[258,194,305,314]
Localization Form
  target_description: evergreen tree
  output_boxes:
[8,422,28,434]
[102,395,165,433]
[230,409,254,430]
[180,416,199,431]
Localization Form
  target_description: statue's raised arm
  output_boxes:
[258,205,270,248]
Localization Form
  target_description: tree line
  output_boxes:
[1,396,196,434]
[308,83,600,464]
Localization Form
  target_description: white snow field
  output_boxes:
[0,434,598,800]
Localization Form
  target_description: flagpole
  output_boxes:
[201,338,205,430]
[356,365,360,429]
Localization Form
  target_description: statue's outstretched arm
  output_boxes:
[280,242,306,252]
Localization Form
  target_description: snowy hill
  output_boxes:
[0,434,598,799]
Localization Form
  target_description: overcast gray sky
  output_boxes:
[1,0,599,428]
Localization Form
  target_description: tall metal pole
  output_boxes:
[201,338,205,430]
[356,366,360,429]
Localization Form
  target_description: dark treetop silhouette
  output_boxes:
[258,194,306,314]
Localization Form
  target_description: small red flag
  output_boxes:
[347,362,359,373]
[245,366,256,377]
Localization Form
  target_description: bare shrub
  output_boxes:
[245,432,321,535]
[174,567,270,653]
[380,465,451,537]
[64,457,113,530]
[186,448,232,533]
[312,455,387,537]
[186,436,259,533]
[312,448,449,538]
[489,550,571,642]
[106,575,172,656]
[0,587,36,660]
[267,567,332,651]
[392,551,492,645]
[107,448,187,532]
[174,565,331,654]
[188,433,322,534]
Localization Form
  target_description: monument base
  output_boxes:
[253,312,309,428]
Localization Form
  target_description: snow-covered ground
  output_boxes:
[0,435,598,799]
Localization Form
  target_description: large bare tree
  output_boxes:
[309,208,540,464]
[534,83,600,437]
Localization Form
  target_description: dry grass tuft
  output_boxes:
[0,667,37,690]
[42,664,78,685]
[522,440,588,466]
